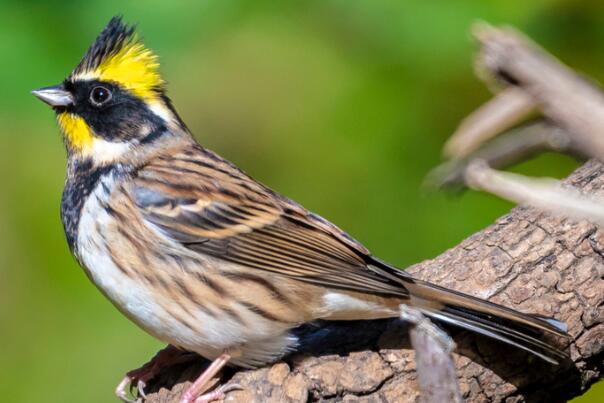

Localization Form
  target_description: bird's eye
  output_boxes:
[89,86,112,106]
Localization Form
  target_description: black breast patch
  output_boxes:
[60,159,117,254]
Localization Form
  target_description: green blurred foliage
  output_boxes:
[0,0,601,401]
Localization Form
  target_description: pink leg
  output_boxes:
[115,345,195,402]
[179,352,236,403]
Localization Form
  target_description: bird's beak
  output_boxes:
[32,84,74,107]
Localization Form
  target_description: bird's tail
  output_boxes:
[398,275,568,364]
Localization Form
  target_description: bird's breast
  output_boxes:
[71,177,308,365]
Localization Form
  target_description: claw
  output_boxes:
[115,375,137,403]
[221,383,243,393]
[137,379,148,399]
[115,345,193,402]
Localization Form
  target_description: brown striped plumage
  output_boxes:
[97,137,405,337]
[33,17,569,403]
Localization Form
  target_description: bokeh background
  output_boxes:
[0,0,602,401]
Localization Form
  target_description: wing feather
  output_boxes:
[130,146,408,297]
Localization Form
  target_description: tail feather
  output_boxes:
[405,278,569,364]
[368,259,568,364]
[426,305,566,364]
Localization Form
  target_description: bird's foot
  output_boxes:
[116,345,196,402]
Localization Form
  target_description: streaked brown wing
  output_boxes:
[130,146,407,297]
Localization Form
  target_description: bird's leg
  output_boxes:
[115,344,196,402]
[179,352,238,403]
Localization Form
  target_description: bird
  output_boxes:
[33,16,568,403]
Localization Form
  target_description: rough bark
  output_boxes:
[141,160,604,403]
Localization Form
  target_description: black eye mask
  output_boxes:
[63,79,165,142]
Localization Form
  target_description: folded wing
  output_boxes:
[130,146,408,297]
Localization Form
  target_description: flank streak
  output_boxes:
[164,305,199,333]
[220,305,245,324]
[198,273,229,298]
[116,225,150,266]
[239,302,290,324]
[105,242,131,276]
[224,272,293,306]
[171,276,217,320]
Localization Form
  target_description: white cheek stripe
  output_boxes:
[83,137,132,165]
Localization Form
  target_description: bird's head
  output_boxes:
[33,16,185,165]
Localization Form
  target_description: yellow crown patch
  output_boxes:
[70,17,164,101]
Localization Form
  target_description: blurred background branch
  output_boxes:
[433,23,604,225]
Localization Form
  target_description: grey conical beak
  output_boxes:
[32,84,74,107]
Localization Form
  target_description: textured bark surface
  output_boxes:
[141,161,604,403]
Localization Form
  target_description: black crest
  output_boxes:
[70,16,136,78]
